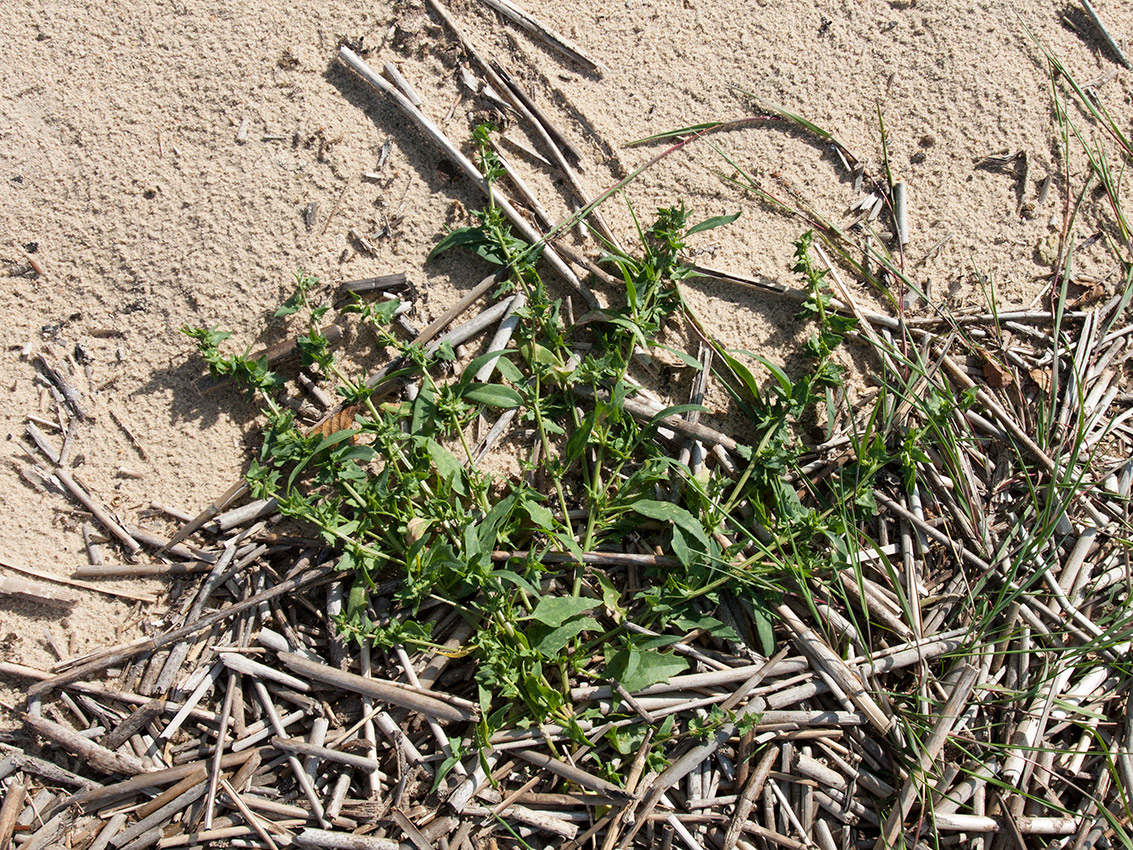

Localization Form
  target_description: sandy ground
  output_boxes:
[1,0,1131,722]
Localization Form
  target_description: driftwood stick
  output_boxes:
[0,558,155,605]
[73,562,213,579]
[511,750,631,801]
[100,699,166,752]
[0,743,99,790]
[37,352,93,420]
[775,603,892,734]
[20,807,72,850]
[203,672,238,830]
[206,499,279,534]
[474,292,526,383]
[277,652,476,724]
[358,642,385,797]
[876,663,981,849]
[271,737,383,776]
[478,0,606,75]
[25,421,62,465]
[109,783,208,849]
[0,782,26,850]
[135,768,207,820]
[23,713,148,776]
[220,652,309,693]
[424,296,516,358]
[722,747,777,850]
[337,46,598,311]
[295,827,399,850]
[932,813,1079,834]
[572,386,738,450]
[0,573,80,608]
[65,749,259,811]
[51,470,141,555]
[28,567,340,698]
[218,779,280,850]
[162,479,249,552]
[337,273,409,301]
[125,525,214,563]
[489,65,583,164]
[86,812,127,850]
[490,145,555,229]
[251,682,328,827]
[491,549,684,573]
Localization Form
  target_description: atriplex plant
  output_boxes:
[184,130,874,757]
[184,46,1133,836]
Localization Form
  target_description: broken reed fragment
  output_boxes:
[336,45,599,311]
[276,652,476,724]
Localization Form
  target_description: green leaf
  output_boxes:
[714,347,762,403]
[523,499,556,532]
[606,646,688,693]
[460,349,518,390]
[564,411,595,466]
[426,438,465,495]
[671,612,739,642]
[274,292,304,318]
[605,316,650,353]
[648,403,710,425]
[685,212,740,236]
[671,524,694,568]
[630,499,710,548]
[754,354,793,397]
[492,569,540,597]
[286,428,357,490]
[428,226,491,262]
[653,344,703,370]
[531,616,598,656]
[596,573,625,622]
[529,597,596,627]
[476,492,517,551]
[411,388,439,436]
[751,597,776,655]
[462,383,523,409]
[495,356,524,385]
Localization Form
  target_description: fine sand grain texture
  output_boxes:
[1,0,1131,720]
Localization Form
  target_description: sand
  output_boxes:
[1,0,1131,721]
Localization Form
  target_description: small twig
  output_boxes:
[105,409,148,461]
[0,558,154,605]
[251,681,328,826]
[51,470,143,556]
[23,712,148,776]
[489,63,584,164]
[0,782,26,850]
[0,742,99,790]
[511,749,632,801]
[28,567,342,698]
[0,573,80,608]
[36,352,93,420]
[1079,0,1132,68]
[474,293,525,383]
[277,652,477,723]
[219,779,281,850]
[876,663,981,848]
[295,827,399,850]
[382,62,423,107]
[477,0,606,75]
[337,46,598,310]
